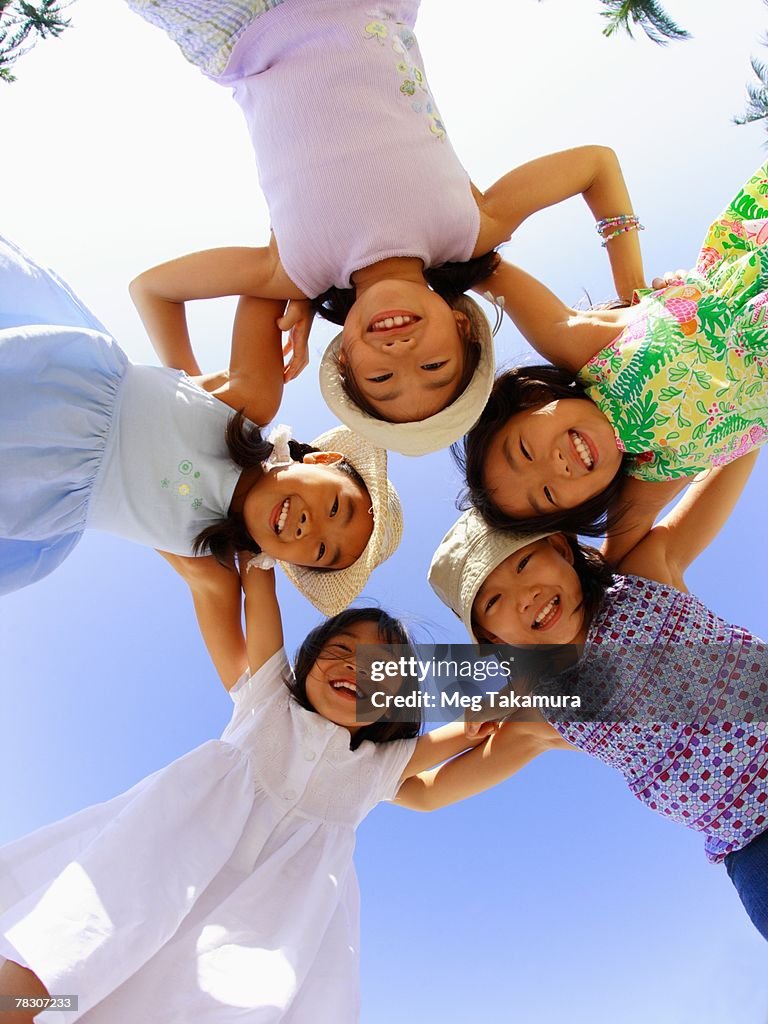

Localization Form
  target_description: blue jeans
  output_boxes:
[725,829,768,941]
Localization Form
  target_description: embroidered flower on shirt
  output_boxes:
[178,459,193,475]
[365,20,388,42]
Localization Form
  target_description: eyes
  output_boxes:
[482,554,532,613]
[366,361,447,384]
[519,436,557,509]
[316,495,340,561]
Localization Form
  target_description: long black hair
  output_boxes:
[454,365,630,537]
[290,607,423,750]
[193,411,366,567]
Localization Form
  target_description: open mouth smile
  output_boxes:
[531,595,561,631]
[367,310,421,333]
[271,498,291,535]
[330,678,363,701]
[568,430,596,471]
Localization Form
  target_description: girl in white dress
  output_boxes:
[0,552,561,1024]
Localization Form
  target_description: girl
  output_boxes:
[459,163,768,544]
[428,450,768,939]
[122,0,646,454]
[0,235,401,614]
[0,551,557,1023]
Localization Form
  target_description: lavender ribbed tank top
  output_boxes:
[218,0,480,297]
[550,575,768,862]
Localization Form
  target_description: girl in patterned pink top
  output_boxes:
[428,451,768,940]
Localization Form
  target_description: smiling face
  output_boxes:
[304,620,393,733]
[472,535,589,646]
[242,455,373,569]
[482,399,622,518]
[339,279,470,423]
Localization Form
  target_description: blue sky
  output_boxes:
[2,0,768,1019]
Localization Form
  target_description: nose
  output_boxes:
[378,332,417,352]
[517,584,541,613]
[553,447,571,477]
[295,509,311,539]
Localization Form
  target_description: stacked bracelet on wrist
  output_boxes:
[595,214,644,247]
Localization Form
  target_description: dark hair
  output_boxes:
[454,365,630,537]
[314,251,498,422]
[193,410,367,567]
[289,607,423,750]
[310,251,500,325]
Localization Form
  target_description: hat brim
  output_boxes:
[318,297,495,456]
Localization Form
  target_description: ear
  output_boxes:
[302,451,344,466]
[452,309,471,339]
[547,533,575,564]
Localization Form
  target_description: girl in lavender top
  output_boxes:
[122,0,646,455]
[428,451,768,940]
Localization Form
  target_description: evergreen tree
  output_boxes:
[599,0,691,44]
[0,1,71,83]
[734,55,768,129]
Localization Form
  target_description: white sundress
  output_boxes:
[0,649,415,1023]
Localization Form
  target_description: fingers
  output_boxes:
[282,324,311,382]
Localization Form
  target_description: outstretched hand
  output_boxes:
[278,299,314,382]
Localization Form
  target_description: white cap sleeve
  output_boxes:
[228,649,292,707]
[372,736,419,804]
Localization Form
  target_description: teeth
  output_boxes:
[372,315,415,330]
[275,498,290,534]
[534,595,560,627]
[571,431,593,470]
[331,680,361,698]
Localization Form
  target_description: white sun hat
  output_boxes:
[318,295,496,457]
[428,508,551,643]
[278,425,403,617]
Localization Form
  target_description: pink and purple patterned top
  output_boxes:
[550,574,768,862]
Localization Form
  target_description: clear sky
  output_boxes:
[2,0,768,1019]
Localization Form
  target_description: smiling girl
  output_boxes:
[0,235,400,613]
[429,451,768,939]
[0,552,556,1023]
[122,0,646,454]
[459,164,768,541]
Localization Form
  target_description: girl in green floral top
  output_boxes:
[460,163,768,554]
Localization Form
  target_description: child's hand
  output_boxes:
[278,299,314,382]
[651,269,687,289]
[465,719,501,741]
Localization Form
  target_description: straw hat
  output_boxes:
[278,425,403,616]
[318,295,495,456]
[427,509,551,643]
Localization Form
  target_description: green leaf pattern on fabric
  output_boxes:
[578,164,768,482]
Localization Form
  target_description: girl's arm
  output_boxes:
[238,555,284,676]
[601,475,691,567]
[618,451,760,588]
[157,552,248,689]
[473,259,619,372]
[473,146,645,302]
[129,242,307,415]
[395,718,567,812]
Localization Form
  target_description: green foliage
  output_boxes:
[606,314,679,407]
[0,0,71,83]
[706,412,750,446]
[599,0,691,45]
[734,56,768,128]
[730,187,768,221]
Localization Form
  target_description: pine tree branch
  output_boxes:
[600,0,691,45]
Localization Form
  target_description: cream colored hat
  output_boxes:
[428,508,551,644]
[278,425,403,617]
[318,295,495,456]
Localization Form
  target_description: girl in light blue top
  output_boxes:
[0,236,402,614]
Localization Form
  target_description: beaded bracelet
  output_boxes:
[595,215,645,247]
